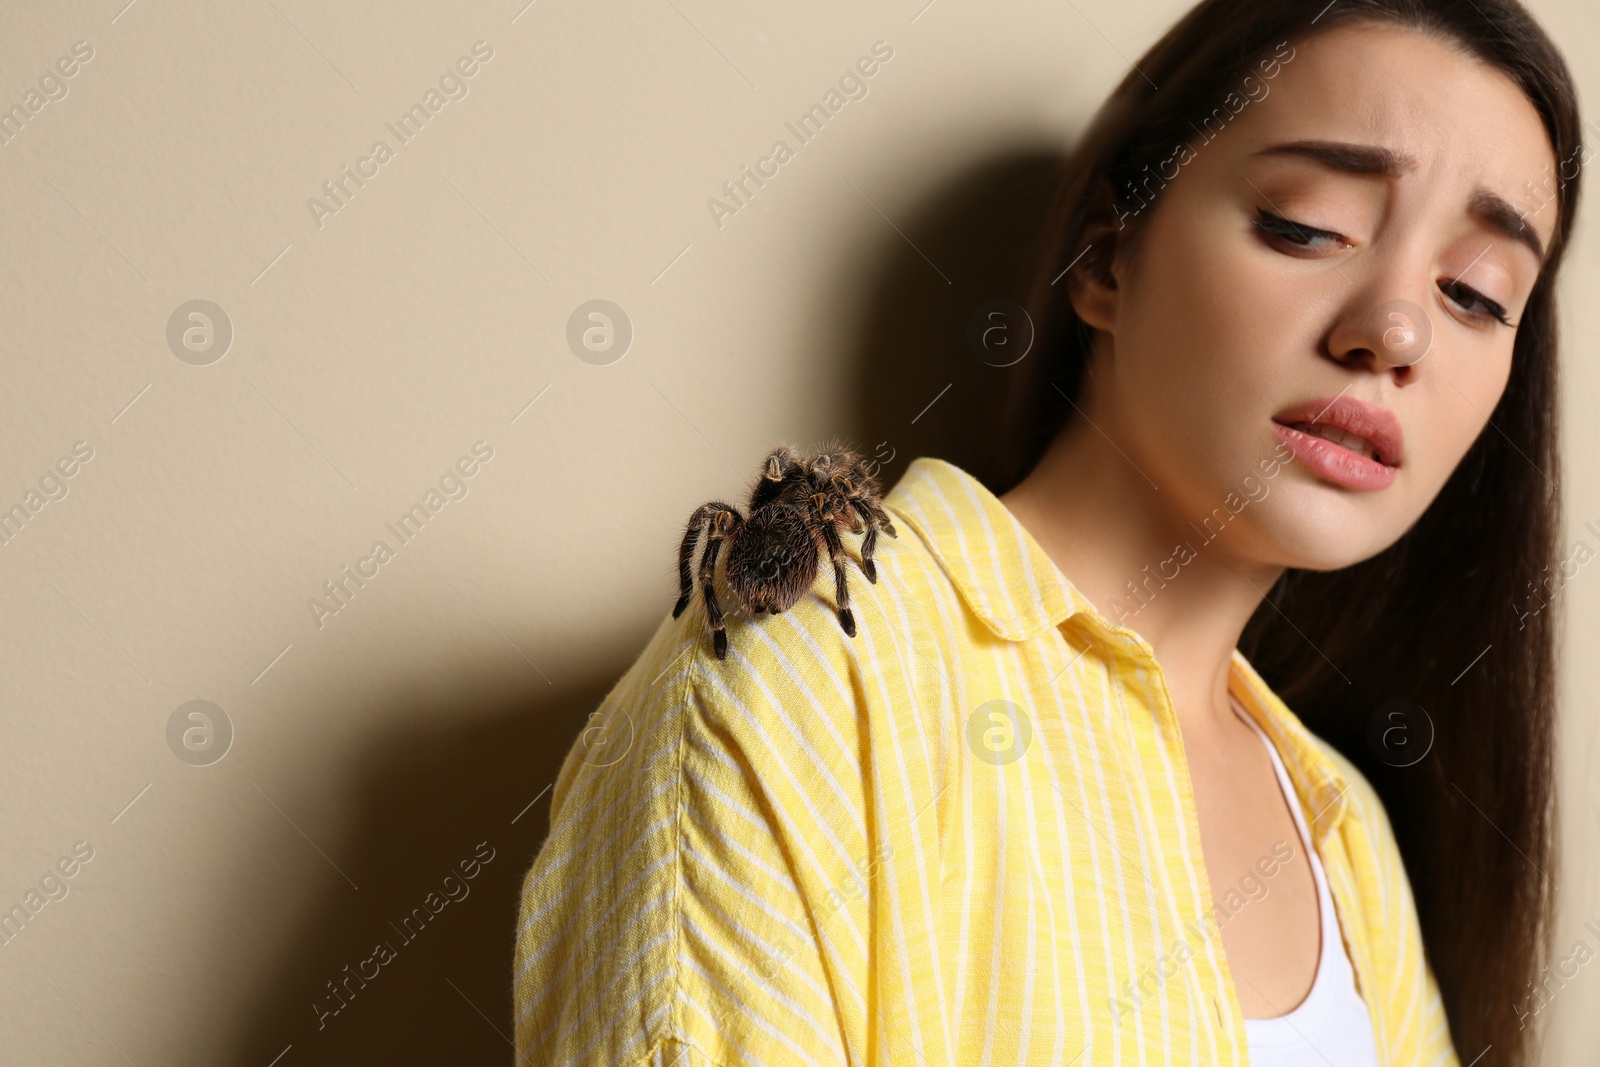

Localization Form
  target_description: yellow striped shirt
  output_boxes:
[513,455,1459,1066]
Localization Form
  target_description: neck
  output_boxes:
[998,411,1285,737]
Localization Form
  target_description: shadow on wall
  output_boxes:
[225,146,1067,1067]
[226,664,618,1066]
[839,148,1067,494]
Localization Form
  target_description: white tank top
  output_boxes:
[1229,695,1382,1066]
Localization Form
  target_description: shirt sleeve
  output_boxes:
[511,609,698,1066]
[512,599,936,1067]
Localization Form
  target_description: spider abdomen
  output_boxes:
[723,503,820,613]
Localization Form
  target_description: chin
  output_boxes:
[1251,483,1409,572]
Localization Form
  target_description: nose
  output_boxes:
[1327,291,1433,383]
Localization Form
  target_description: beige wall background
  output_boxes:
[0,0,1594,1064]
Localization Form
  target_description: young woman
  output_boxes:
[514,1,1585,1064]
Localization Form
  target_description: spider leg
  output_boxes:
[698,508,742,659]
[850,497,906,583]
[673,502,730,618]
[852,503,881,584]
[830,475,867,533]
[750,446,805,511]
[837,455,897,540]
[854,495,897,539]
[811,500,858,638]
[837,475,896,537]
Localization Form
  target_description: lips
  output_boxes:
[1271,395,1405,469]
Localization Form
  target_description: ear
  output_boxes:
[1063,184,1127,336]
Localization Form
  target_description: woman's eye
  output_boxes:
[1250,208,1348,252]
[1252,207,1517,330]
[1439,279,1514,327]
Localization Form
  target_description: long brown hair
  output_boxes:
[984,1,1584,1062]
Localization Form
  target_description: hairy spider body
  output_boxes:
[671,440,899,659]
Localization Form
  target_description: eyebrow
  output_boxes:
[1251,139,1547,264]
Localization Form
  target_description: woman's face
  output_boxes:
[1079,20,1561,570]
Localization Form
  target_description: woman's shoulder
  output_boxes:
[541,510,953,817]
[1297,727,1458,1061]
[681,518,954,747]
[1291,726,1424,942]
[513,524,952,1065]
[1300,731,1396,846]
[1238,674,1417,919]
[1233,654,1403,863]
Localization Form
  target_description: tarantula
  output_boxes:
[671,440,898,659]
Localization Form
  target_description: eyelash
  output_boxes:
[1250,208,1515,328]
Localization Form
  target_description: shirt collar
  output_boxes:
[883,455,1351,844]
[883,456,1099,641]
